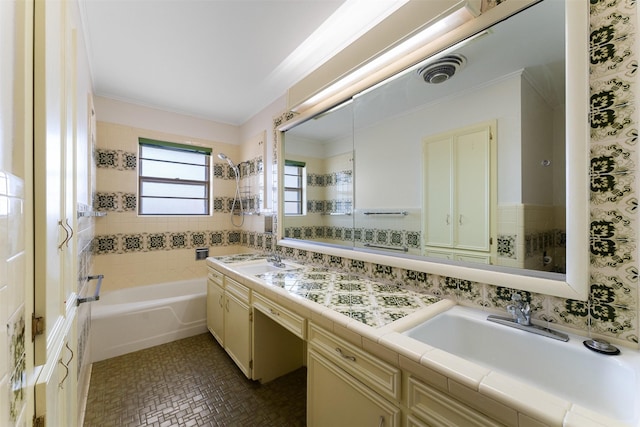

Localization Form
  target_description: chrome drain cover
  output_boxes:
[583,338,620,355]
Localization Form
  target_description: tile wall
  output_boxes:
[92,122,268,291]
[271,0,640,349]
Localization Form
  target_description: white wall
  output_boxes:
[520,74,559,205]
[95,96,241,145]
[354,74,522,209]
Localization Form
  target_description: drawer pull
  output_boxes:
[270,308,280,316]
[335,347,356,362]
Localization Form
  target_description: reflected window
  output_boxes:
[284,160,306,215]
[138,138,211,215]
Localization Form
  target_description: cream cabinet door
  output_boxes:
[34,3,80,426]
[424,136,453,248]
[423,121,496,259]
[223,290,252,377]
[35,310,77,427]
[454,127,491,251]
[206,271,253,379]
[206,278,225,346]
[307,349,400,427]
[34,0,68,363]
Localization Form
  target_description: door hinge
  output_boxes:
[32,313,44,341]
[249,311,253,322]
[249,360,253,369]
[34,415,45,427]
[490,237,493,245]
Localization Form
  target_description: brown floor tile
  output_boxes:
[83,333,306,426]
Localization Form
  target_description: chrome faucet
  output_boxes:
[267,252,285,268]
[506,293,531,326]
[487,292,569,341]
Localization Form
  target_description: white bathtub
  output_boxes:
[90,278,207,362]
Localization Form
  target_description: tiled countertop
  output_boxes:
[208,254,636,427]
[213,253,440,329]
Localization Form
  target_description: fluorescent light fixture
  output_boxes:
[265,0,409,87]
[295,3,477,112]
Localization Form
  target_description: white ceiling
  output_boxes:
[79,0,406,126]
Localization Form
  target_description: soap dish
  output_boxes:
[583,338,620,355]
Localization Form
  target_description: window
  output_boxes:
[284,160,305,215]
[138,138,211,215]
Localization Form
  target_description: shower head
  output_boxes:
[217,152,234,166]
[218,153,239,175]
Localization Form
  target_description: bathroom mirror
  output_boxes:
[278,0,589,300]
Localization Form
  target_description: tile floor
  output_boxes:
[83,333,306,426]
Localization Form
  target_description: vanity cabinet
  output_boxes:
[206,269,252,378]
[207,267,305,383]
[307,323,401,427]
[206,270,225,345]
[406,376,505,427]
[423,122,496,263]
[223,278,252,377]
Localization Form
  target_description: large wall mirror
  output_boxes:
[279,0,589,300]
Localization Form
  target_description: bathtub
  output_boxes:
[90,278,207,362]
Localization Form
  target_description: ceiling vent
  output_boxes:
[417,54,466,84]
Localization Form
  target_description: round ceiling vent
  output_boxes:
[417,54,466,84]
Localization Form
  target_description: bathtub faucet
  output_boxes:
[267,252,285,268]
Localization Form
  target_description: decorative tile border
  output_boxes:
[95,149,137,170]
[95,192,137,212]
[283,226,421,251]
[93,229,276,255]
[307,170,352,187]
[306,199,353,214]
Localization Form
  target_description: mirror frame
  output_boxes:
[276,0,589,301]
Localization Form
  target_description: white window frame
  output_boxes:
[138,138,211,216]
[284,160,306,216]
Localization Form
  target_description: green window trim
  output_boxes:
[285,159,306,168]
[139,137,212,155]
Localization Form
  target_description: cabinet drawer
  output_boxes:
[208,268,224,286]
[253,292,306,339]
[308,323,401,402]
[225,277,250,302]
[408,376,504,427]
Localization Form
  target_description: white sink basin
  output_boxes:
[403,305,640,424]
[234,259,303,276]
